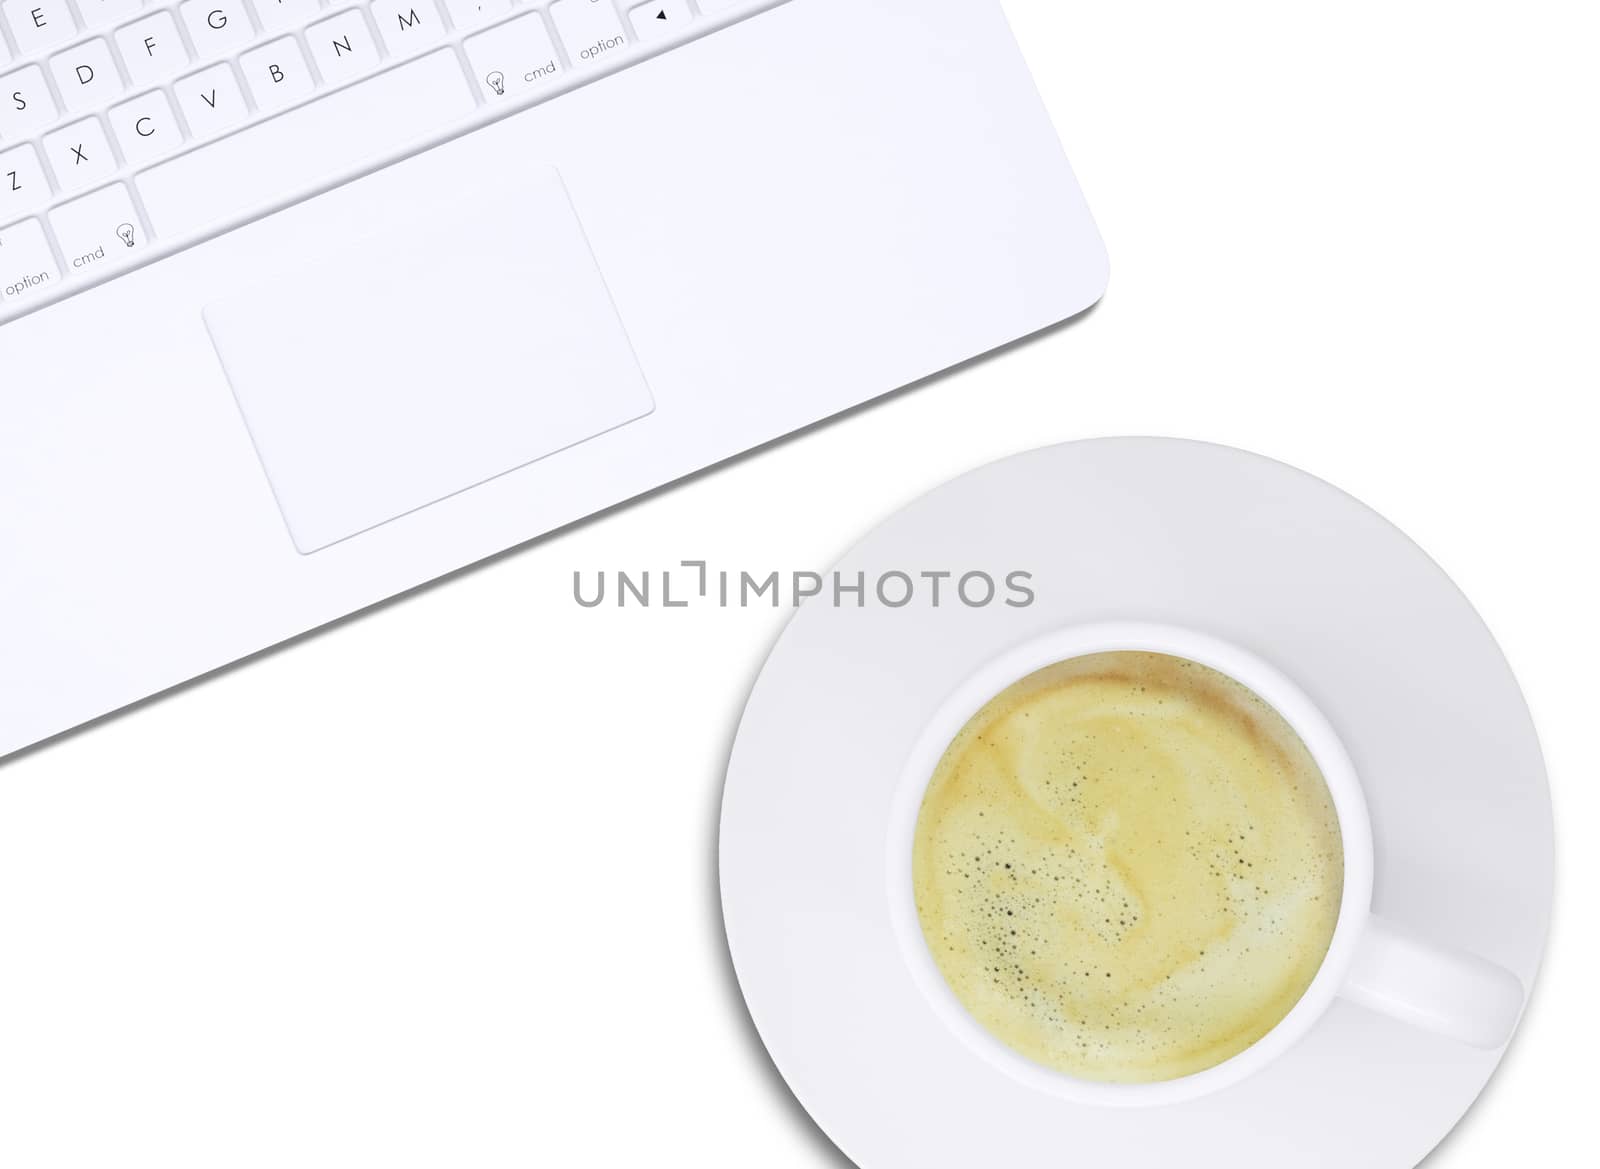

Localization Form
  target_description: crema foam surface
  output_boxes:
[912,652,1343,1084]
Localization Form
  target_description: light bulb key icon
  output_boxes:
[486,71,506,97]
[115,223,137,249]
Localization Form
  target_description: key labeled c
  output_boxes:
[137,116,155,137]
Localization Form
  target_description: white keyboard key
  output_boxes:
[137,50,475,238]
[550,0,628,70]
[49,39,124,114]
[370,0,444,57]
[174,63,248,139]
[3,0,77,57]
[0,143,50,219]
[179,0,254,57]
[77,0,144,30]
[253,0,320,34]
[50,182,148,277]
[0,218,59,308]
[463,13,561,102]
[0,66,59,139]
[42,116,116,193]
[306,10,380,85]
[628,0,689,42]
[109,89,183,165]
[116,13,190,88]
[240,37,315,111]
[440,0,509,32]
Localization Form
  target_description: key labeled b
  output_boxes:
[240,37,315,112]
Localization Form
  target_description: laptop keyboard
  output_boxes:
[0,0,767,320]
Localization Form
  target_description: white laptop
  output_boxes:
[0,0,1106,757]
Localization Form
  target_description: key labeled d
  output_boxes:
[49,40,122,113]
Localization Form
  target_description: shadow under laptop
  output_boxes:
[0,301,1099,772]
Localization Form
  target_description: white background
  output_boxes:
[2,1,1596,1165]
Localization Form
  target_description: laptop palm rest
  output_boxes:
[203,166,654,554]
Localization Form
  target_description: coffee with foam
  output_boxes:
[912,651,1343,1084]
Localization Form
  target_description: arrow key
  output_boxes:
[628,0,692,42]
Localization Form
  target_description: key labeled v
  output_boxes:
[201,88,217,108]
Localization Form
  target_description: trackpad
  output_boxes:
[204,167,654,554]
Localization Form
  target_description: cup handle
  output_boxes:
[1340,917,1525,1049]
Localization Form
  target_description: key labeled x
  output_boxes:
[44,118,116,194]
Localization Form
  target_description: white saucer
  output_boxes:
[719,439,1553,1167]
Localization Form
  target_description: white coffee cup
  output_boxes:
[885,621,1526,1108]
